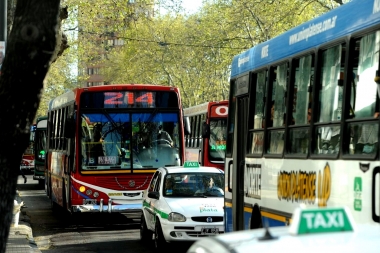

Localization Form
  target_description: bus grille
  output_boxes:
[95,175,151,190]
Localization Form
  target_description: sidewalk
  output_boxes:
[6,191,41,253]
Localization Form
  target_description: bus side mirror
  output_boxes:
[202,122,210,138]
[64,115,75,138]
[374,70,380,99]
[184,116,191,135]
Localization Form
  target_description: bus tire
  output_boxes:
[51,197,59,213]
[46,175,51,198]
[38,179,44,189]
[250,204,263,229]
[154,219,167,251]
[140,214,153,242]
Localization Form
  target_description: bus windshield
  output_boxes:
[81,111,180,170]
[35,128,47,162]
[209,118,227,161]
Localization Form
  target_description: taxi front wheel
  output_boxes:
[154,220,167,251]
[140,214,153,242]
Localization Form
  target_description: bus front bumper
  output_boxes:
[72,198,142,213]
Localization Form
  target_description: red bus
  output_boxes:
[46,84,189,213]
[184,101,228,170]
[20,124,36,173]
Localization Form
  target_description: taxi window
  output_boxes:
[154,173,162,192]
[149,171,160,192]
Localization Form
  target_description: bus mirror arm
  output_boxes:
[64,115,75,138]
[201,122,210,138]
[374,70,380,99]
[184,116,191,135]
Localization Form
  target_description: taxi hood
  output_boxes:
[165,197,224,216]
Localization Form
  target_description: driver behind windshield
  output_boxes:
[157,125,173,146]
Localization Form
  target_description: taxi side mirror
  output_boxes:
[148,191,160,199]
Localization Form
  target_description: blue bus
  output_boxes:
[225,0,380,232]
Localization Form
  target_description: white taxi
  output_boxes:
[140,161,225,250]
[187,206,380,253]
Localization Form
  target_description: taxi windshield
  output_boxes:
[163,172,224,197]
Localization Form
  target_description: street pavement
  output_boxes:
[6,178,41,253]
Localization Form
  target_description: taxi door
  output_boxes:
[145,171,162,231]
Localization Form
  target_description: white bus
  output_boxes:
[225,0,380,232]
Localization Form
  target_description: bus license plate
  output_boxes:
[83,199,97,205]
[201,228,219,235]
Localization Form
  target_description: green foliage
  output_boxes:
[101,0,342,107]
[40,0,347,112]
[36,47,78,118]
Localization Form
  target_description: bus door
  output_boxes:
[373,166,380,223]
[231,74,250,231]
[232,95,249,231]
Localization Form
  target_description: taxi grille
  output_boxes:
[191,216,223,222]
[186,231,225,237]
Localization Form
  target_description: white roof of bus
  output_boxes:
[183,102,210,117]
[36,119,47,128]
[183,101,228,117]
[187,224,380,253]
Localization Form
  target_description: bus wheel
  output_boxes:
[50,198,59,212]
[46,176,51,198]
[38,179,44,189]
[250,204,263,229]
[154,219,167,251]
[140,214,153,242]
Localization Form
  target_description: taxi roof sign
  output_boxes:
[289,206,355,235]
[183,161,200,168]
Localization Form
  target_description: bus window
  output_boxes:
[254,71,267,129]
[353,32,379,118]
[267,63,288,154]
[314,44,345,155]
[248,71,267,155]
[288,54,314,155]
[348,31,380,155]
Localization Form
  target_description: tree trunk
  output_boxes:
[0,0,61,252]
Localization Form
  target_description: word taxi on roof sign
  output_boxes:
[289,206,355,235]
[183,161,200,168]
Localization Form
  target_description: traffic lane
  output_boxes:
[17,179,193,253]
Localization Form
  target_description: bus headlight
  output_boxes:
[93,192,99,198]
[86,189,92,195]
[168,212,186,222]
[79,186,86,192]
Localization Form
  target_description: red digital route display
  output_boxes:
[80,90,179,108]
[104,92,155,106]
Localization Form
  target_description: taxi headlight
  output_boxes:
[168,212,186,222]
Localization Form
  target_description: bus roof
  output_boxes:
[231,0,380,77]
[48,84,179,110]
